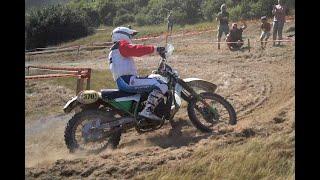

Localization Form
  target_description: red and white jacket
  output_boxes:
[108,40,155,80]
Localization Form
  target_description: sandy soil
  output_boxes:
[25,19,295,179]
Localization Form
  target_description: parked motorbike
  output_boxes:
[63,44,237,153]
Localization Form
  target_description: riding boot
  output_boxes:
[139,89,164,121]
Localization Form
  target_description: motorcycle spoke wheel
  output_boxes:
[188,92,237,132]
[74,116,110,152]
[195,100,229,124]
[64,110,120,153]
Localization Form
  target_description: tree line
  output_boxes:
[25,0,294,49]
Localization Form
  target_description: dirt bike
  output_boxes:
[63,44,237,153]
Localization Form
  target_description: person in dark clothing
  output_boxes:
[167,11,174,34]
[216,4,229,49]
[226,22,247,50]
[272,0,286,46]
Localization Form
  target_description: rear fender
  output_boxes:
[63,90,102,113]
[63,96,80,113]
[183,78,217,93]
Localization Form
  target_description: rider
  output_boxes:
[108,26,168,121]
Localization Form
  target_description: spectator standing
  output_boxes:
[167,11,174,34]
[216,4,229,50]
[260,16,272,49]
[272,0,286,46]
[226,22,247,50]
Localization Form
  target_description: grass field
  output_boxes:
[48,69,150,91]
[140,131,294,180]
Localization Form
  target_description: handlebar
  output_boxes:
[155,43,175,76]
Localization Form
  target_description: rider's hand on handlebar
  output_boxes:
[156,46,166,59]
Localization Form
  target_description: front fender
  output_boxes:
[183,78,217,93]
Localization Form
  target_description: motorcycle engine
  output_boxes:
[154,92,172,120]
[139,92,172,121]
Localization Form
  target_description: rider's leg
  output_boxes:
[116,75,168,121]
[128,77,168,121]
[139,88,166,121]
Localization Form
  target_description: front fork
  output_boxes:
[177,78,217,115]
[168,92,181,128]
[195,96,217,114]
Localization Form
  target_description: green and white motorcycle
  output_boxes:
[63,44,237,153]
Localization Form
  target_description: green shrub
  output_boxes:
[97,0,117,25]
[229,4,242,21]
[25,5,91,49]
[113,14,135,26]
[67,0,100,27]
[172,10,188,26]
[135,13,150,26]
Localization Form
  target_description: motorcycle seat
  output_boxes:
[101,89,136,100]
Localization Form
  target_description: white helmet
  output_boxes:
[111,27,138,43]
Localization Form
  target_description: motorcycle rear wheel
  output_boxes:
[64,109,121,153]
[187,92,237,132]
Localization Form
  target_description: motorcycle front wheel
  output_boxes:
[64,109,121,153]
[187,92,237,132]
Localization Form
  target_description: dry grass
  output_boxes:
[25,82,74,120]
[25,69,150,120]
[140,131,294,180]
[48,68,150,91]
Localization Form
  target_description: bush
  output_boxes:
[202,0,235,22]
[135,13,150,26]
[113,14,135,26]
[177,0,203,24]
[228,0,294,21]
[25,5,91,49]
[67,0,100,27]
[97,0,117,25]
[229,4,242,21]
[172,10,188,26]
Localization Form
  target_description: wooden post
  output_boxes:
[90,43,93,55]
[86,69,91,90]
[248,39,250,52]
[26,66,30,86]
[77,45,80,56]
[76,70,84,95]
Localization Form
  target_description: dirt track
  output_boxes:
[25,20,295,179]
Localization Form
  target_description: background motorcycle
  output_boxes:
[63,44,237,153]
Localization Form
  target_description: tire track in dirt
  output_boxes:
[236,80,272,119]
